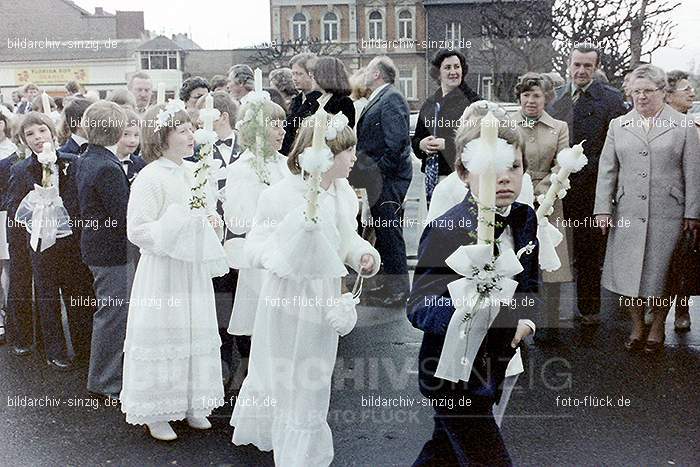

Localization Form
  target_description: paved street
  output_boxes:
[2,161,699,466]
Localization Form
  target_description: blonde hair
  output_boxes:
[82,101,128,147]
[287,114,357,175]
[350,67,371,101]
[237,99,286,156]
[141,103,191,163]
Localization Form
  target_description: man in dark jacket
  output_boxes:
[547,45,627,326]
[350,56,413,307]
[280,53,321,156]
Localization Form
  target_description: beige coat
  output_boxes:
[518,111,573,283]
[594,105,700,298]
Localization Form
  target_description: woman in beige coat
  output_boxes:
[515,73,574,344]
[594,65,700,353]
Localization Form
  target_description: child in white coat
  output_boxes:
[230,114,380,466]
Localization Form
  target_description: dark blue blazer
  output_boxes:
[547,80,626,183]
[58,137,84,156]
[350,85,413,203]
[71,145,132,266]
[7,151,79,222]
[407,196,539,401]
[0,153,20,211]
[124,154,146,183]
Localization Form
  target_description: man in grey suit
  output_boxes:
[350,56,413,307]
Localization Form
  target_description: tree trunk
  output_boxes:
[629,0,648,66]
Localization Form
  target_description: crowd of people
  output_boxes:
[0,43,698,465]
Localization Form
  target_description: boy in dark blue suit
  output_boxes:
[7,112,94,370]
[57,98,91,155]
[408,119,539,466]
[71,101,136,397]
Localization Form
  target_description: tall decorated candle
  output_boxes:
[254,68,265,156]
[476,111,498,246]
[203,93,215,131]
[156,82,166,105]
[306,109,328,222]
[41,92,51,116]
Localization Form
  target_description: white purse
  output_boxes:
[326,276,363,337]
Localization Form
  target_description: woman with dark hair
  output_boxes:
[412,48,480,205]
[515,72,572,345]
[180,76,210,110]
[309,56,356,127]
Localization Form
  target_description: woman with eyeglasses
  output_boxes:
[594,64,700,354]
[515,72,574,345]
[663,70,700,333]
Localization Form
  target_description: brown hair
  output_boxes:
[30,94,56,113]
[309,57,351,96]
[23,83,39,93]
[0,105,13,139]
[141,103,192,163]
[289,52,317,72]
[196,91,239,129]
[514,72,550,97]
[107,88,137,109]
[287,115,357,175]
[82,101,128,147]
[123,109,142,130]
[454,114,527,180]
[18,112,57,147]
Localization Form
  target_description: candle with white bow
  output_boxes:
[535,142,587,221]
[41,92,51,116]
[156,82,166,105]
[39,141,56,187]
[476,112,498,246]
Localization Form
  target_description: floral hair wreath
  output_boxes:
[155,99,186,132]
[235,90,272,132]
[325,113,349,141]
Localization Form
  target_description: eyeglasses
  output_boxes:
[631,88,662,97]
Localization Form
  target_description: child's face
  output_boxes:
[166,122,195,157]
[23,123,54,154]
[117,126,140,156]
[327,146,357,179]
[267,120,286,152]
[467,146,524,208]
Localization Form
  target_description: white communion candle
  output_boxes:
[41,92,51,116]
[254,68,263,93]
[476,112,498,246]
[156,83,166,105]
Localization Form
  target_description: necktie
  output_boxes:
[572,88,582,104]
[122,159,132,177]
[424,101,442,206]
[216,138,232,147]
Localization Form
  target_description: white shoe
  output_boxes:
[147,422,177,441]
[186,416,212,430]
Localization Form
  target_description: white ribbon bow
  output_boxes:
[20,184,72,252]
[536,217,563,272]
[435,244,523,383]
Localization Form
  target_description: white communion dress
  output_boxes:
[120,157,229,425]
[230,175,380,467]
[223,149,290,336]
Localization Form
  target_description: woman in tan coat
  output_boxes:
[594,65,700,353]
[515,73,574,344]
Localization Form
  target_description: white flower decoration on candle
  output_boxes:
[37,142,57,165]
[325,113,349,141]
[460,138,515,175]
[194,128,218,146]
[299,146,334,174]
[155,99,186,132]
[240,90,271,106]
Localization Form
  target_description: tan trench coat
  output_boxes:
[518,111,574,283]
[594,105,700,298]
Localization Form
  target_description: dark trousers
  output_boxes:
[369,177,411,293]
[30,237,94,361]
[565,187,605,316]
[413,397,512,467]
[5,228,34,348]
[214,268,237,369]
[87,263,134,395]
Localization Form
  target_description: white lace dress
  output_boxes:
[230,175,380,467]
[120,157,229,425]
[223,149,290,336]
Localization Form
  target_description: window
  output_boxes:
[140,51,178,70]
[481,24,493,50]
[323,12,339,42]
[398,67,416,100]
[481,76,493,100]
[292,13,308,41]
[398,10,413,40]
[369,11,384,40]
[445,22,461,47]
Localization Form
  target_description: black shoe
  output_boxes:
[11,346,32,356]
[624,338,645,352]
[643,340,664,354]
[47,357,73,371]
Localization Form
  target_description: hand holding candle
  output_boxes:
[535,142,587,221]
